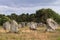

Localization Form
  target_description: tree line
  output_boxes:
[0,8,60,25]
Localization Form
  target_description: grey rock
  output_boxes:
[20,22,26,27]
[37,23,44,27]
[3,21,11,31]
[29,22,37,30]
[18,23,22,28]
[27,22,31,27]
[46,18,58,31]
[10,20,19,33]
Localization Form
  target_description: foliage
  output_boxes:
[36,8,60,24]
[0,8,60,25]
[0,14,11,25]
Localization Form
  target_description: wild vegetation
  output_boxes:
[0,8,60,25]
[0,26,60,40]
[0,8,60,40]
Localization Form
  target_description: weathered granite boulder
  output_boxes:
[18,23,22,28]
[46,18,58,32]
[10,20,19,33]
[3,21,11,32]
[20,22,26,27]
[27,22,31,27]
[29,22,37,30]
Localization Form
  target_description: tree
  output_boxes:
[36,8,60,24]
[25,13,30,22]
[0,16,11,25]
[30,14,36,22]
[10,13,18,20]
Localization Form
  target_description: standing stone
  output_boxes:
[20,22,26,27]
[3,21,11,32]
[37,23,43,27]
[10,20,19,33]
[46,18,58,32]
[27,22,31,27]
[37,22,46,27]
[18,23,22,28]
[29,22,37,30]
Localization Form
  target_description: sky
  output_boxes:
[0,0,60,15]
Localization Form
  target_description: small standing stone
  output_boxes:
[18,23,22,28]
[29,22,37,30]
[27,22,31,27]
[21,22,26,27]
[3,21,11,32]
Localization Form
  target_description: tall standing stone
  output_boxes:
[10,20,19,33]
[46,18,58,32]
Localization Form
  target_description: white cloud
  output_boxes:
[0,5,60,15]
[51,0,60,6]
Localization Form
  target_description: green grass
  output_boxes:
[57,37,60,40]
[0,26,60,40]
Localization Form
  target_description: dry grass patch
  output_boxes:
[0,26,60,40]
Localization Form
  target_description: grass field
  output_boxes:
[0,26,60,40]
